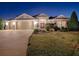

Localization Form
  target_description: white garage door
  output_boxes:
[16,20,34,30]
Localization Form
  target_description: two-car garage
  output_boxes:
[5,20,34,30]
[4,13,35,30]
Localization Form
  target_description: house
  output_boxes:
[48,15,68,28]
[4,13,68,30]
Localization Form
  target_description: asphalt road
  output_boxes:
[0,30,33,56]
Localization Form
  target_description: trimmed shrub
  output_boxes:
[61,27,68,32]
[34,29,39,34]
[53,26,60,31]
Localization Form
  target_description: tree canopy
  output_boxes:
[68,11,79,31]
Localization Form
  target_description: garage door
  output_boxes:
[16,20,34,30]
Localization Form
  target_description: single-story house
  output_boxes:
[3,13,68,30]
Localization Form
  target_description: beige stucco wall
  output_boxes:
[37,17,48,29]
[4,18,68,30]
[56,19,68,28]
[9,20,16,30]
[47,18,68,28]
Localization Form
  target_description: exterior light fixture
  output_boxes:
[12,21,16,30]
[13,22,16,25]
[34,21,38,25]
[6,22,8,26]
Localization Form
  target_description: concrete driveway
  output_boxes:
[0,30,33,56]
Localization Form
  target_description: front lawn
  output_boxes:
[28,32,79,56]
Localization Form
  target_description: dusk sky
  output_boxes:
[0,2,79,20]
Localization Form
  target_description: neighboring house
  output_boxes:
[4,13,68,30]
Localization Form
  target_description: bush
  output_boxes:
[46,23,50,31]
[61,27,68,32]
[46,23,55,31]
[34,29,39,34]
[54,26,60,31]
[46,25,50,31]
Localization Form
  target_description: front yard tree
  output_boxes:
[0,18,3,30]
[68,11,79,31]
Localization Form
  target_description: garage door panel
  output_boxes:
[16,20,34,30]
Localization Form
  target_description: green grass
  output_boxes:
[28,32,79,56]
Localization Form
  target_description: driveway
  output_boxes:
[0,30,33,56]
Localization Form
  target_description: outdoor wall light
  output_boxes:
[34,21,38,25]
[6,22,8,26]
[12,22,16,25]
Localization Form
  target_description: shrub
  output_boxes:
[46,23,51,31]
[34,29,39,34]
[61,27,68,32]
[53,26,60,31]
[46,23,56,31]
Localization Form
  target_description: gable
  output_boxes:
[15,13,35,20]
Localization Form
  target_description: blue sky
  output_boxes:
[0,2,79,20]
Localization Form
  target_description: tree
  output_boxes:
[0,18,3,30]
[68,11,79,31]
